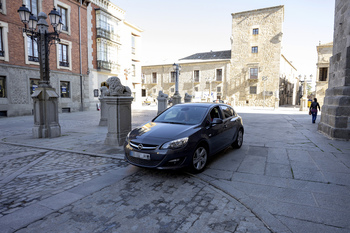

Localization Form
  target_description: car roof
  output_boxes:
[173,102,228,108]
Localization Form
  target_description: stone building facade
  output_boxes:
[87,0,143,110]
[141,5,296,108]
[315,42,333,107]
[142,51,231,103]
[318,0,350,140]
[0,0,90,117]
[229,5,284,108]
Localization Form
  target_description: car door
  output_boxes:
[206,106,226,154]
[219,105,239,144]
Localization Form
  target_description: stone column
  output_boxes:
[32,87,61,138]
[157,90,168,115]
[104,96,133,146]
[318,0,350,140]
[299,82,308,111]
[98,97,107,126]
[98,86,108,126]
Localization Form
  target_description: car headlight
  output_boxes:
[161,137,189,149]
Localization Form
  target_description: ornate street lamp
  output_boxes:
[18,4,62,138]
[172,63,181,105]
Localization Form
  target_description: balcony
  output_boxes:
[96,28,120,43]
[97,60,120,72]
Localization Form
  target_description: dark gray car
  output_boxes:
[124,103,244,173]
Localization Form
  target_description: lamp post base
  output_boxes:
[172,93,182,106]
[32,87,61,138]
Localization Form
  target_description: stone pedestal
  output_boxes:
[172,93,182,106]
[157,91,168,115]
[300,97,308,111]
[184,93,192,103]
[32,87,61,138]
[104,96,134,146]
[318,0,350,140]
[99,97,107,126]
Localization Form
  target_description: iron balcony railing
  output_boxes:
[96,28,120,43]
[97,60,120,72]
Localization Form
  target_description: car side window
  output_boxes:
[209,107,221,121]
[220,106,234,119]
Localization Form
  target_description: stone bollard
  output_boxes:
[184,93,192,103]
[103,77,134,146]
[99,86,108,126]
[157,90,168,115]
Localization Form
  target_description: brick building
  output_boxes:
[0,0,90,117]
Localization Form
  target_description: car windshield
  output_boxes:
[154,106,207,125]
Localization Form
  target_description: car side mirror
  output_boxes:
[211,118,223,125]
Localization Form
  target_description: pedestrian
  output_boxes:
[309,98,321,123]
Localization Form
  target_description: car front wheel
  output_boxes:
[190,146,208,173]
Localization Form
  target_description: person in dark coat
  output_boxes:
[309,98,321,123]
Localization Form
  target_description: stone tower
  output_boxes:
[318,0,350,140]
[230,6,284,107]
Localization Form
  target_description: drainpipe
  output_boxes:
[79,0,84,111]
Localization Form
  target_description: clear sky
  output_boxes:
[112,0,335,79]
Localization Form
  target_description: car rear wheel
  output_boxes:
[232,129,243,149]
[190,146,208,173]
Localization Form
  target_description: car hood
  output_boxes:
[129,122,197,143]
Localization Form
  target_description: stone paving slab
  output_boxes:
[14,170,270,233]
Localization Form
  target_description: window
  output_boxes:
[217,86,221,92]
[251,46,258,53]
[56,39,72,70]
[170,71,176,83]
[253,28,259,35]
[220,106,234,118]
[152,72,157,84]
[0,0,7,15]
[194,70,199,82]
[30,79,39,95]
[27,36,39,62]
[250,86,257,94]
[171,88,175,93]
[319,68,328,81]
[132,64,136,77]
[57,6,68,32]
[0,27,3,57]
[250,68,258,79]
[153,88,156,93]
[141,89,146,97]
[194,86,198,92]
[0,22,8,61]
[60,81,70,98]
[96,39,118,71]
[0,76,5,98]
[59,44,69,67]
[26,0,38,16]
[216,69,222,81]
[96,9,119,43]
[131,35,136,54]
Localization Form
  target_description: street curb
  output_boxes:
[0,141,124,160]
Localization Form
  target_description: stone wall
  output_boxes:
[318,0,350,140]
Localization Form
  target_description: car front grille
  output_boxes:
[126,154,162,167]
[130,141,158,150]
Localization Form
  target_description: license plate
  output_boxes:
[130,151,150,160]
